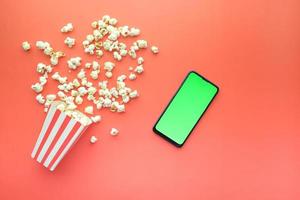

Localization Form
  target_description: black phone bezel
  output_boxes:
[153,71,219,147]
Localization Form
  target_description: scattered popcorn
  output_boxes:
[22,41,31,51]
[26,15,160,144]
[61,23,73,33]
[84,106,94,114]
[110,128,119,136]
[90,136,98,144]
[64,37,75,48]
[151,46,159,54]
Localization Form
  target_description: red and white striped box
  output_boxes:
[31,102,91,171]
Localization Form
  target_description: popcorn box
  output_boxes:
[31,101,91,171]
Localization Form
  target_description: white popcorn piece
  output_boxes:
[113,51,122,61]
[129,27,140,37]
[85,62,92,69]
[73,78,81,87]
[84,106,94,114]
[128,66,134,71]
[92,61,100,70]
[108,18,118,25]
[57,91,66,99]
[117,74,126,82]
[129,90,138,98]
[137,40,148,48]
[128,73,136,80]
[104,61,115,71]
[90,136,98,144]
[50,56,58,66]
[137,57,144,65]
[103,39,113,51]
[36,41,50,50]
[51,72,60,80]
[151,46,159,54]
[64,37,75,48]
[119,49,127,56]
[66,103,77,110]
[22,41,31,51]
[102,15,111,22]
[98,81,108,89]
[110,128,119,136]
[77,69,86,79]
[75,95,83,104]
[78,86,88,96]
[84,44,95,55]
[71,90,78,97]
[134,65,144,74]
[122,95,130,103]
[36,94,45,104]
[82,40,90,47]
[46,94,56,101]
[68,57,82,70]
[90,70,99,80]
[105,71,112,78]
[61,23,73,33]
[86,34,94,42]
[58,76,67,84]
[36,63,46,74]
[91,21,98,28]
[128,49,137,59]
[91,115,101,123]
[96,49,104,57]
[120,26,130,37]
[31,83,43,93]
[88,87,97,95]
[39,76,47,85]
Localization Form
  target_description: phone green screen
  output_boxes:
[153,71,218,147]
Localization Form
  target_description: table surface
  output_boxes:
[0,0,299,199]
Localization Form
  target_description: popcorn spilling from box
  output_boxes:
[23,15,159,171]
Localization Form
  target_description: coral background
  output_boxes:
[0,0,299,199]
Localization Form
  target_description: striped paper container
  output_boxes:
[31,102,90,171]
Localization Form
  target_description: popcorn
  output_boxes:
[61,23,73,33]
[57,91,66,99]
[117,74,126,82]
[92,61,100,70]
[75,95,83,104]
[90,136,98,144]
[136,40,148,48]
[36,94,45,104]
[46,94,56,101]
[39,76,47,85]
[36,63,47,74]
[90,70,99,80]
[110,128,119,136]
[68,57,82,70]
[91,115,101,123]
[105,71,112,78]
[103,61,115,71]
[137,57,144,64]
[77,69,86,79]
[113,51,122,61]
[84,44,95,55]
[128,73,136,80]
[22,41,31,51]
[78,86,88,96]
[84,106,94,114]
[36,41,50,50]
[129,90,138,98]
[31,83,43,93]
[64,37,75,48]
[129,28,140,37]
[108,18,118,26]
[73,78,81,87]
[151,46,159,54]
[85,62,92,69]
[134,65,144,74]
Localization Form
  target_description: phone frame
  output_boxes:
[153,71,219,147]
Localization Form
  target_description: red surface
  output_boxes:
[0,0,299,199]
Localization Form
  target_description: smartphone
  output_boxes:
[153,71,219,147]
